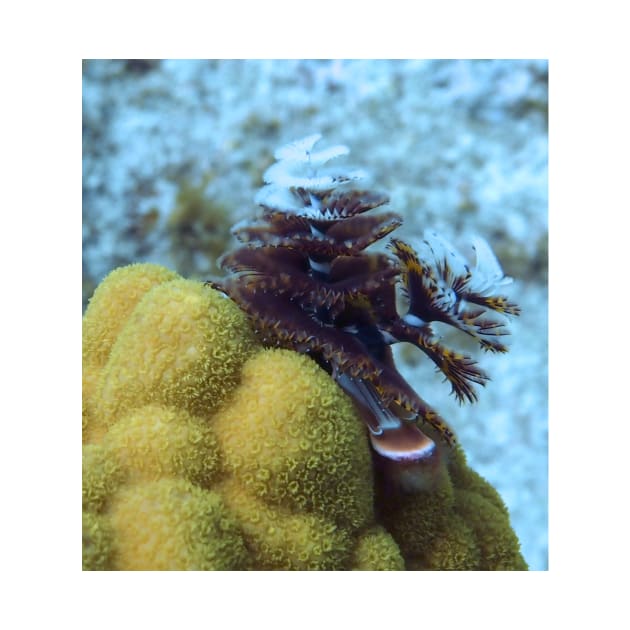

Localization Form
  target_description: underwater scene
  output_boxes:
[82,59,548,570]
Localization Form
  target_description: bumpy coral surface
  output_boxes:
[82,263,527,570]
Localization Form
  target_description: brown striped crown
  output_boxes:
[210,134,520,467]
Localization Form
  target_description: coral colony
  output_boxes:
[212,134,519,478]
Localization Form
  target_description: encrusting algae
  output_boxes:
[82,262,527,570]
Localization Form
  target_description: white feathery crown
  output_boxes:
[255,134,367,212]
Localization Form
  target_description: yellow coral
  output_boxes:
[103,405,221,487]
[377,457,457,561]
[378,443,527,570]
[82,510,115,570]
[453,488,527,570]
[96,278,258,428]
[218,478,353,570]
[351,526,405,571]
[82,444,125,512]
[83,264,181,443]
[408,513,480,571]
[109,479,249,570]
[213,348,373,532]
[83,263,179,370]
[82,263,527,571]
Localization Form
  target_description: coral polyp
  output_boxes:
[213,134,519,470]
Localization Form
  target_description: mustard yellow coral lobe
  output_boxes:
[103,405,221,487]
[96,276,258,429]
[83,263,179,370]
[82,263,527,570]
[352,526,406,571]
[213,348,374,532]
[109,479,249,571]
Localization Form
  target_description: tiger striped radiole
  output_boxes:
[211,134,519,474]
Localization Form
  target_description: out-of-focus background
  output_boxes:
[82,59,548,570]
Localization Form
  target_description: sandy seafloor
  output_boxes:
[82,59,548,570]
